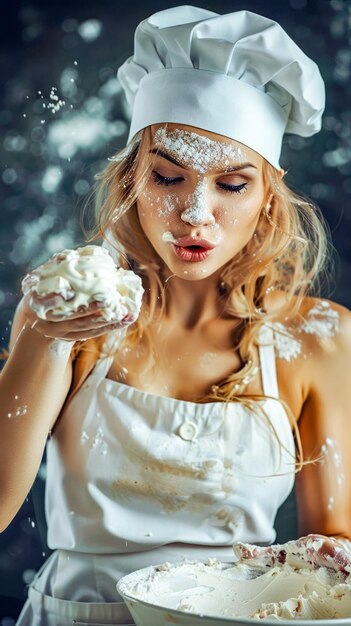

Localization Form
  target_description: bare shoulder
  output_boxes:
[264,290,351,357]
[262,291,351,417]
[292,294,351,356]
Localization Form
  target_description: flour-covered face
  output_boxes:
[136,124,267,280]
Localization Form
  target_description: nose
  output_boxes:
[180,179,215,226]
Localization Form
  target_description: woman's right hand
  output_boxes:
[233,535,351,576]
[20,290,127,343]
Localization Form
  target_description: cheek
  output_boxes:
[217,192,263,229]
[136,191,159,231]
[158,193,181,220]
[139,187,181,223]
[138,188,158,215]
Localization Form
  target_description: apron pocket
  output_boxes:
[28,585,135,625]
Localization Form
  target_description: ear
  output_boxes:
[278,168,285,179]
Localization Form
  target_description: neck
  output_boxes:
[161,268,227,330]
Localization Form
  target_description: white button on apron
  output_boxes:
[178,421,198,440]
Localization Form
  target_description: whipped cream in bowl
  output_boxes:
[22,245,144,324]
[117,539,351,626]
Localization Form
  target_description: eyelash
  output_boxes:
[151,171,247,194]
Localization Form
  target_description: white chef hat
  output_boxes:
[117,5,325,169]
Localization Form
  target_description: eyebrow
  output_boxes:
[149,148,257,172]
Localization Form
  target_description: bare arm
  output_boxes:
[0,295,120,532]
[0,300,74,531]
[295,302,351,540]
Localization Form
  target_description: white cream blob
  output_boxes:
[162,231,178,244]
[22,245,144,324]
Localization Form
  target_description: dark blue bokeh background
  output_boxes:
[1,0,351,621]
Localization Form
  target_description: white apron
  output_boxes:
[16,325,295,625]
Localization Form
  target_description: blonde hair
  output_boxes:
[69,125,333,470]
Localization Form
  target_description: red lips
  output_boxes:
[175,236,215,250]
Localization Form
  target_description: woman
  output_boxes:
[1,6,351,625]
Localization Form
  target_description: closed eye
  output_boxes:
[152,171,248,194]
[217,181,247,194]
[152,171,183,186]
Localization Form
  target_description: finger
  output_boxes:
[68,323,122,340]
[44,308,103,322]
[30,315,115,337]
[44,323,122,342]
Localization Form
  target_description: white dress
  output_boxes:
[16,325,295,626]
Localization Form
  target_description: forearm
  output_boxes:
[0,323,72,531]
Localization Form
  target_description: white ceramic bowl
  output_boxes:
[117,562,351,626]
